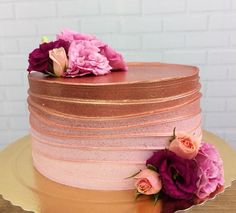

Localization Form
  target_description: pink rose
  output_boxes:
[49,47,68,77]
[134,169,162,195]
[66,40,111,77]
[169,133,201,159]
[195,142,224,199]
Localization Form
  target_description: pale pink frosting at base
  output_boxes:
[31,120,202,190]
[28,62,203,190]
[32,151,145,190]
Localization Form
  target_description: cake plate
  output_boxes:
[0,131,236,213]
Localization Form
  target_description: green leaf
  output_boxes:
[153,193,160,206]
[147,164,157,172]
[169,127,177,142]
[124,170,141,179]
[41,36,49,43]
[173,127,176,138]
[45,71,57,77]
[135,191,143,200]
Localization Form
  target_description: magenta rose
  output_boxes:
[146,150,198,200]
[27,39,70,74]
[195,142,224,199]
[66,40,111,77]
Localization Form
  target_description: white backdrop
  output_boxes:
[0,0,236,149]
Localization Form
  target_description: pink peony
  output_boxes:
[57,29,127,71]
[169,133,201,160]
[56,28,96,43]
[100,45,128,71]
[66,40,111,77]
[195,142,224,199]
[134,169,162,195]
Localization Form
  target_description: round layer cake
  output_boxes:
[28,62,202,190]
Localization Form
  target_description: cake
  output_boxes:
[28,62,202,190]
[27,29,224,203]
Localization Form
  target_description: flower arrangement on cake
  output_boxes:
[27,29,127,77]
[131,128,224,206]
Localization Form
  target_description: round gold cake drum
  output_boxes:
[0,131,236,213]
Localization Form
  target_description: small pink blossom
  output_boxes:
[169,133,201,159]
[195,142,224,199]
[134,169,162,195]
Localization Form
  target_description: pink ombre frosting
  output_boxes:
[28,62,203,190]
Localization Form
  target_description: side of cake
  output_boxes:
[28,62,202,190]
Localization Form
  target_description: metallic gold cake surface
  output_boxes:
[27,62,202,190]
[28,62,199,100]
[29,62,198,84]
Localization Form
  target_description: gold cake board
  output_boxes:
[0,131,236,213]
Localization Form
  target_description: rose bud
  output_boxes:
[49,47,68,77]
[134,169,162,195]
[169,132,201,159]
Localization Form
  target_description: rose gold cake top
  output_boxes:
[29,62,199,85]
[28,62,201,117]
